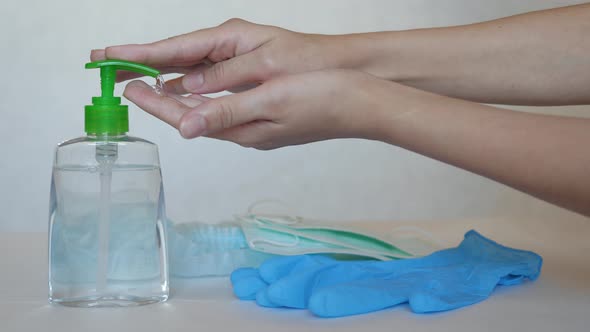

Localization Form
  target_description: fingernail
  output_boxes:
[123,81,149,99]
[90,49,105,61]
[183,72,204,92]
[180,112,207,138]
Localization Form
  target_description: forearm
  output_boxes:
[369,82,590,217]
[340,3,590,105]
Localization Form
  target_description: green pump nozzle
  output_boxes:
[85,60,160,135]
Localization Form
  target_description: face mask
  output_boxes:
[237,214,436,260]
[168,220,275,278]
[166,199,445,277]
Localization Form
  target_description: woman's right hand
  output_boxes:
[121,68,411,150]
[91,18,375,94]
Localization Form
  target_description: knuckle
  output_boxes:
[252,140,277,151]
[222,18,246,27]
[236,138,256,148]
[104,46,114,58]
[259,86,288,119]
[235,135,275,150]
[213,100,235,130]
[209,62,226,82]
[258,52,280,76]
[255,145,275,151]
[160,36,190,63]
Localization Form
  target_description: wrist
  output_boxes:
[347,76,418,143]
[310,33,394,77]
[364,79,451,147]
[324,32,399,78]
[328,29,450,84]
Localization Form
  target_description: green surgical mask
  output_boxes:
[237,214,435,260]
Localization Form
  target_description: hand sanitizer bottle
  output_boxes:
[48,60,169,307]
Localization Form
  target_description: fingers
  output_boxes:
[164,64,213,94]
[262,261,374,309]
[103,30,214,67]
[308,279,410,317]
[263,268,327,309]
[169,91,210,105]
[97,18,261,67]
[230,267,259,284]
[178,87,266,138]
[91,48,207,83]
[123,80,204,129]
[230,268,268,300]
[125,77,270,144]
[90,49,106,61]
[258,255,335,284]
[255,288,282,308]
[230,268,282,307]
[165,52,269,94]
[115,65,203,83]
[91,19,275,93]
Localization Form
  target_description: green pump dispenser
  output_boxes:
[85,60,160,135]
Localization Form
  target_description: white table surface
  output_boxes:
[1,217,589,331]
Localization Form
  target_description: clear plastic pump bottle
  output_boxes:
[48,60,169,307]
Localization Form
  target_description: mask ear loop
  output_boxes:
[248,232,301,249]
[253,215,301,226]
[236,214,300,227]
[248,199,294,215]
[247,200,303,225]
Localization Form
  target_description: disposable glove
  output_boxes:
[231,230,542,317]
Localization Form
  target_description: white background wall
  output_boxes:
[1,0,588,231]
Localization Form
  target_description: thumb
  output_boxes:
[178,90,265,138]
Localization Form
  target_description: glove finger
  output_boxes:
[265,265,335,309]
[231,271,268,300]
[230,267,259,284]
[255,288,282,308]
[408,289,489,313]
[460,230,543,280]
[264,260,375,309]
[499,274,524,285]
[231,256,336,304]
[259,254,337,284]
[308,279,411,317]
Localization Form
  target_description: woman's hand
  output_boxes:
[91,19,373,94]
[122,69,408,149]
[93,7,590,216]
[93,4,590,105]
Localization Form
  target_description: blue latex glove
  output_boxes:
[231,230,542,317]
